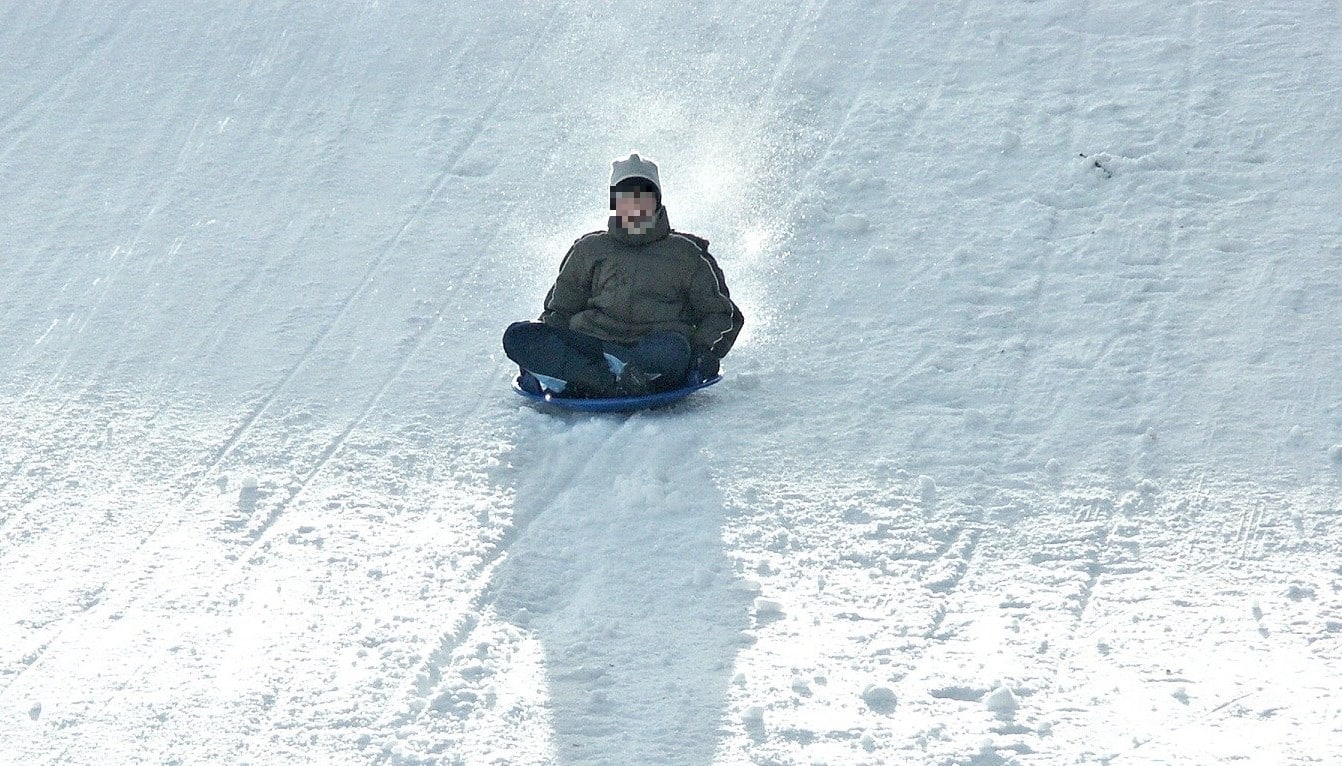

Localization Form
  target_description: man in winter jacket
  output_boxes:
[503,153,743,398]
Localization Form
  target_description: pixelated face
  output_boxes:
[613,189,657,230]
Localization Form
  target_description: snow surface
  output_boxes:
[2,1,1341,764]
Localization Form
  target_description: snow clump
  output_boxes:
[984,685,1020,717]
[835,213,870,234]
[862,684,898,713]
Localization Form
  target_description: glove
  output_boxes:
[690,351,720,381]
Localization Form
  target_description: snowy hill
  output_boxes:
[2,1,1340,764]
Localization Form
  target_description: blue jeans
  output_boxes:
[502,321,692,394]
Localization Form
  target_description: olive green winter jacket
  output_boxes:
[539,208,744,361]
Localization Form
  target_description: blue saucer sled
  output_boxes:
[512,374,722,413]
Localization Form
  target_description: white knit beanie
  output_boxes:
[610,153,661,195]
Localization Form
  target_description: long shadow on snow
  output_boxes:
[492,408,752,765]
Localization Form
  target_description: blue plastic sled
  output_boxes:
[512,374,722,413]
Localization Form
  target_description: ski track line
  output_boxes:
[0,485,56,546]
[921,524,986,640]
[68,3,529,561]
[0,583,111,701]
[763,0,910,219]
[43,94,224,421]
[227,217,512,554]
[1051,497,1116,614]
[1188,482,1239,577]
[1182,473,1211,566]
[0,403,190,701]
[7,3,254,429]
[1102,690,1258,765]
[1236,497,1266,560]
[0,1,144,157]
[230,364,515,763]
[197,0,561,483]
[936,513,1114,761]
[899,493,1125,758]
[0,588,107,701]
[876,0,986,642]
[9,296,502,763]
[1075,495,1107,524]
[12,10,569,751]
[1,90,294,711]
[365,418,635,765]
[0,392,169,552]
[214,0,570,568]
[1031,508,1170,761]
[2,6,525,720]
[882,0,973,173]
[181,35,362,376]
[7,216,510,742]
[991,0,1130,451]
[760,0,832,106]
[22,374,511,766]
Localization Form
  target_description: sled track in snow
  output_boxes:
[0,397,184,701]
[9,289,500,761]
[0,7,562,735]
[33,227,509,764]
[773,0,923,211]
[1102,691,1260,765]
[227,224,510,552]
[202,0,563,538]
[760,0,833,103]
[1059,495,1116,622]
[1236,498,1267,561]
[209,10,572,756]
[921,524,985,640]
[0,3,144,162]
[201,0,560,484]
[207,0,569,608]
[91,0,547,577]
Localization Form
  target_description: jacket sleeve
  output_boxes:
[538,239,592,328]
[687,249,744,359]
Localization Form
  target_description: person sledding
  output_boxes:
[503,153,743,399]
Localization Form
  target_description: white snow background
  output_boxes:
[2,1,1340,764]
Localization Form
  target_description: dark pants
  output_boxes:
[503,321,691,394]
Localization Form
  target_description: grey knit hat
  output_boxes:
[610,153,661,196]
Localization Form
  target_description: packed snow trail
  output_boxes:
[2,1,1341,765]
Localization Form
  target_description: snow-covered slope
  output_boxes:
[2,1,1340,764]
